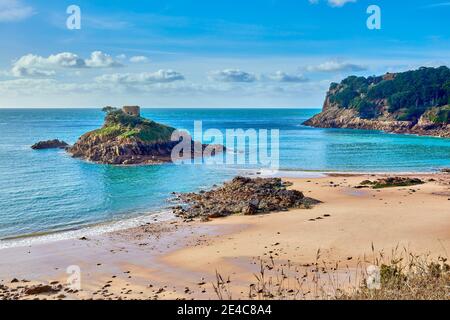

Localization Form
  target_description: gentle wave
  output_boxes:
[0,210,174,250]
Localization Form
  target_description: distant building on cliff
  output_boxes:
[122,106,140,117]
[383,72,397,81]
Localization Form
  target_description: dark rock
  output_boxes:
[31,139,69,150]
[172,176,321,220]
[23,284,60,295]
[359,177,425,189]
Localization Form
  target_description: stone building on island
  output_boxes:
[122,106,140,117]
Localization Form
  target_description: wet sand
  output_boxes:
[0,173,449,300]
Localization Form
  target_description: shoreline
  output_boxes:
[1,169,448,249]
[0,210,175,250]
[1,169,446,249]
[304,122,450,139]
[0,171,449,299]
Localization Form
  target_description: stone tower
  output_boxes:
[122,106,140,117]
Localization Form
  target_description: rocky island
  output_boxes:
[31,139,69,150]
[67,106,221,165]
[304,66,450,137]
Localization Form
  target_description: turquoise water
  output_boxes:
[0,108,449,240]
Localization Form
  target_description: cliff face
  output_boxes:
[68,108,219,165]
[304,67,450,138]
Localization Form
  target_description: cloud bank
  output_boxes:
[95,70,185,85]
[10,51,122,77]
[129,56,149,63]
[209,69,257,83]
[265,71,308,83]
[306,61,366,72]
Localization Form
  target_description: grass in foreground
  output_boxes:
[213,246,450,300]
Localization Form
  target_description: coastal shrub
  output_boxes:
[430,105,450,124]
[329,87,359,108]
[105,109,143,127]
[93,124,126,138]
[380,263,407,288]
[93,109,176,142]
[134,121,175,142]
[353,99,378,119]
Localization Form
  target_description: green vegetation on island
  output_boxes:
[92,106,176,143]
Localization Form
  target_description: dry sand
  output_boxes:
[0,173,449,300]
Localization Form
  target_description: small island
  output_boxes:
[304,66,450,137]
[31,139,69,150]
[67,106,220,165]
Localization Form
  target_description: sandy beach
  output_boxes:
[0,173,449,300]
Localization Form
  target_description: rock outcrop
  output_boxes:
[304,67,450,138]
[358,177,425,189]
[31,139,69,150]
[172,176,321,220]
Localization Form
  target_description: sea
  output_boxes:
[0,108,449,247]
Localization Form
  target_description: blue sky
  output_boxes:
[0,0,449,107]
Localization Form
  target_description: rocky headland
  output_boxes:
[172,176,321,221]
[66,106,222,165]
[304,67,450,138]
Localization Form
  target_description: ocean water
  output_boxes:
[0,108,449,242]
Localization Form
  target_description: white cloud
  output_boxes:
[10,51,122,77]
[95,70,185,85]
[85,51,122,68]
[129,56,149,63]
[0,0,34,22]
[209,69,256,82]
[306,61,366,72]
[11,66,55,77]
[308,0,356,7]
[328,0,356,7]
[264,71,308,83]
[11,52,85,77]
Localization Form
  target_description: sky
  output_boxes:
[0,0,449,108]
